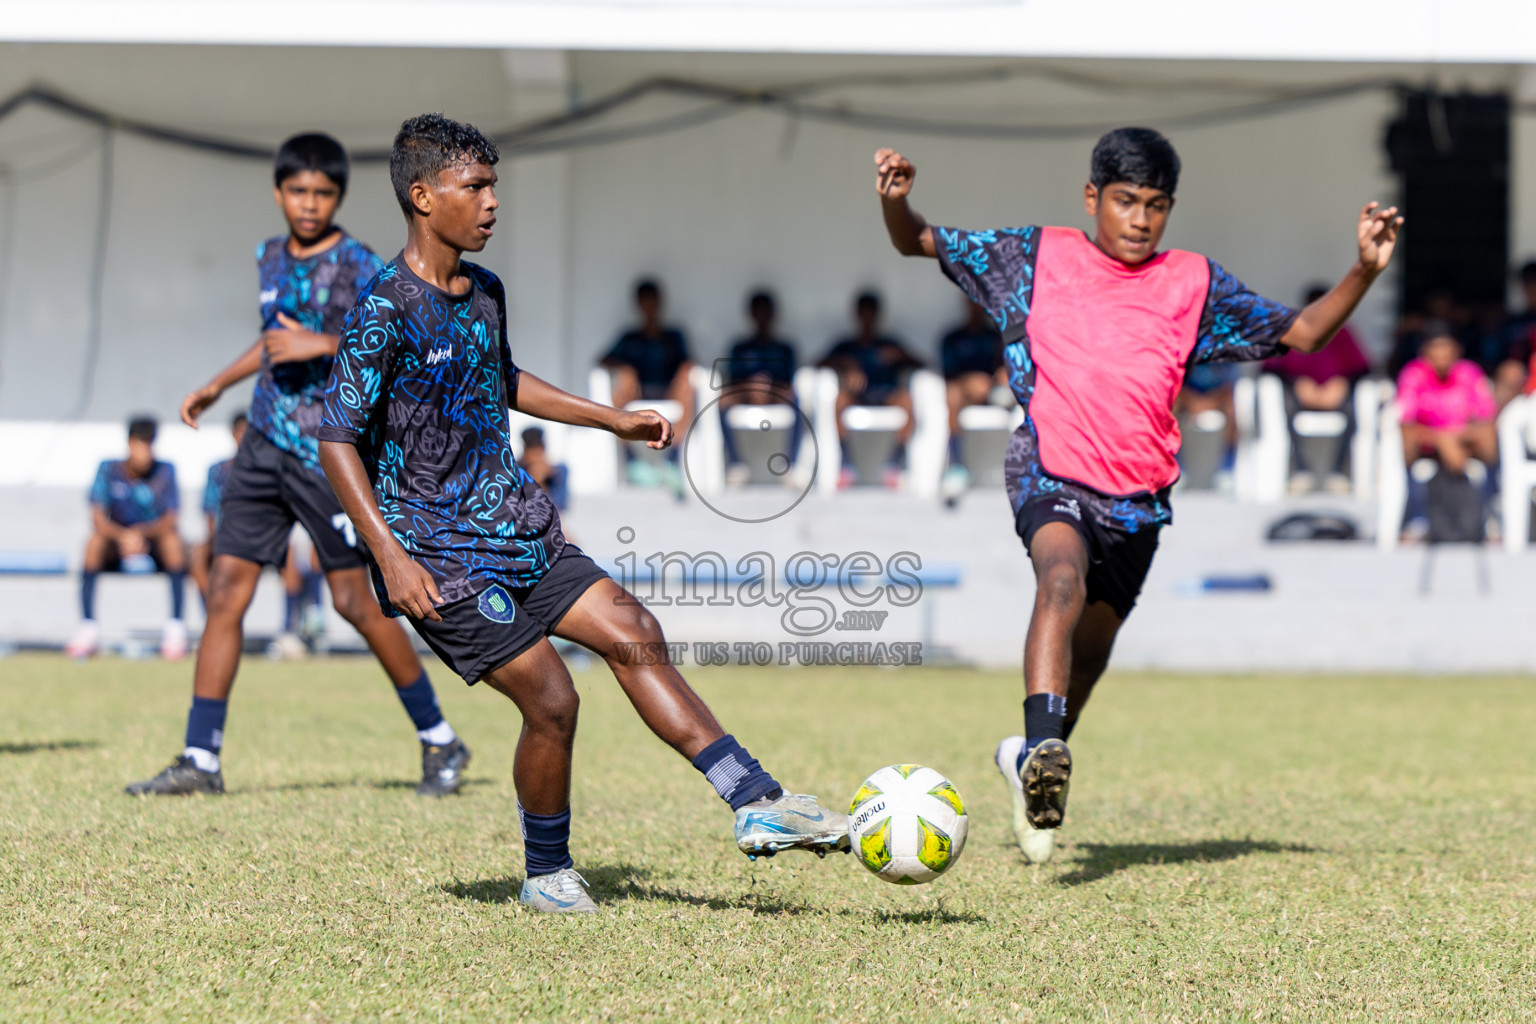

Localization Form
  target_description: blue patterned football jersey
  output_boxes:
[319,258,564,612]
[203,458,234,519]
[250,231,385,470]
[90,460,179,527]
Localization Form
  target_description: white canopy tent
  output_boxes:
[0,3,1533,424]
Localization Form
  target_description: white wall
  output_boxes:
[0,44,1520,426]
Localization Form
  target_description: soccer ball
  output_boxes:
[847,764,968,884]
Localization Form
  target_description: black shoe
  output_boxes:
[1019,738,1071,829]
[125,755,224,796]
[417,737,471,797]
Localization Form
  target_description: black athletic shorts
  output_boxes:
[213,429,364,572]
[1015,491,1160,620]
[410,549,610,684]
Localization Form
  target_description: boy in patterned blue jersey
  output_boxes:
[320,114,847,914]
[874,129,1402,863]
[67,416,189,660]
[127,134,468,798]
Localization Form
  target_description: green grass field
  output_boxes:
[1,654,1534,1023]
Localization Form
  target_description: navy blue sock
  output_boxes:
[948,434,962,464]
[691,734,781,810]
[81,571,99,620]
[1018,693,1068,769]
[184,696,228,753]
[302,571,324,610]
[519,805,574,877]
[284,590,302,633]
[168,572,186,620]
[394,671,444,733]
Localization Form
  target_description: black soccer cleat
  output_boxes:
[417,737,471,797]
[1018,738,1072,830]
[124,755,225,796]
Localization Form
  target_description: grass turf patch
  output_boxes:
[1,654,1533,1022]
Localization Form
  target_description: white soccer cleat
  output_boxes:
[65,620,100,660]
[994,735,1057,864]
[734,792,850,859]
[160,619,189,661]
[520,868,598,914]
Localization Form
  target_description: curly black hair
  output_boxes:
[1089,127,1181,196]
[389,113,500,218]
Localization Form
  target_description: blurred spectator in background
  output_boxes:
[1388,284,1468,380]
[720,289,799,483]
[67,416,188,661]
[1398,323,1497,476]
[518,427,569,510]
[939,298,1007,462]
[820,290,924,486]
[601,278,694,442]
[1174,363,1239,465]
[1263,283,1373,492]
[191,412,247,605]
[1502,260,1536,400]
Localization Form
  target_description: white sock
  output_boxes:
[183,746,220,773]
[418,721,456,746]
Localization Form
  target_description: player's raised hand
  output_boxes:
[379,548,444,622]
[875,148,916,200]
[180,383,222,428]
[1357,202,1403,274]
[613,408,674,450]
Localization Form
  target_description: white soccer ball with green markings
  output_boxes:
[847,764,968,885]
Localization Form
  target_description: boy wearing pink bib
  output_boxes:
[875,128,1402,863]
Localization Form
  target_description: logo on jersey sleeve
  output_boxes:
[477,585,518,624]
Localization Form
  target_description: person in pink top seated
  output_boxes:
[874,127,1401,864]
[1264,283,1375,491]
[1397,324,1498,476]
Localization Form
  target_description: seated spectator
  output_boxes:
[518,427,569,510]
[819,290,924,485]
[720,290,799,481]
[1263,284,1373,492]
[1502,260,1536,401]
[66,416,188,660]
[601,278,694,442]
[190,412,247,605]
[1397,325,1498,539]
[939,300,1006,484]
[1174,362,1239,470]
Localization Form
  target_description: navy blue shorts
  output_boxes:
[410,549,610,684]
[1015,491,1160,620]
[213,430,364,573]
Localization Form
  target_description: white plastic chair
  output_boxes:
[1498,394,1536,552]
[906,369,948,499]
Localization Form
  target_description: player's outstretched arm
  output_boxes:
[513,371,674,450]
[875,149,936,258]
[318,439,444,621]
[181,340,264,428]
[1281,202,1404,354]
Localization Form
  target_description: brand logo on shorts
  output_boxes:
[1051,497,1083,521]
[477,585,517,624]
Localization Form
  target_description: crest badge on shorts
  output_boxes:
[477,584,517,624]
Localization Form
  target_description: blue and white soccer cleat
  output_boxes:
[995,735,1056,864]
[519,868,599,914]
[734,792,850,860]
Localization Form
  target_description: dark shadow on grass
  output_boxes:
[244,777,493,795]
[0,739,99,755]
[1056,839,1318,886]
[440,862,984,922]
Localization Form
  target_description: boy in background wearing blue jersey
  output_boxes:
[126,134,467,798]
